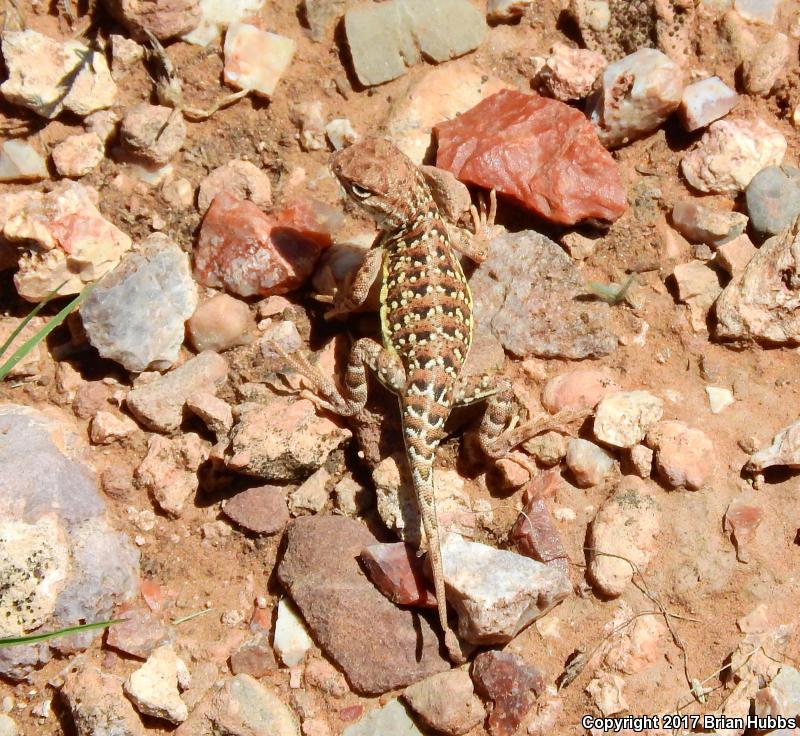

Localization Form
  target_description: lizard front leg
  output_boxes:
[449,189,497,264]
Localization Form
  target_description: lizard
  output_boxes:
[269,137,586,662]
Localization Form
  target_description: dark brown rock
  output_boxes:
[435,89,626,226]
[277,516,449,694]
[223,485,289,535]
[360,542,437,608]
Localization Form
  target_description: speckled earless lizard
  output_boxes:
[271,138,585,662]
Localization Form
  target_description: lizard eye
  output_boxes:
[349,183,371,199]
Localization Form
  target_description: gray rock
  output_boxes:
[0,405,139,681]
[277,516,449,695]
[745,166,800,236]
[81,234,198,372]
[343,700,423,736]
[746,418,800,471]
[403,670,485,736]
[63,665,145,736]
[305,0,347,41]
[126,351,228,432]
[470,230,616,359]
[210,675,299,736]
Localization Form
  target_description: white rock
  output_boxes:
[1,30,116,119]
[183,0,266,46]
[0,140,47,182]
[288,467,330,516]
[89,411,138,445]
[0,715,17,736]
[124,645,189,724]
[273,598,313,666]
[565,438,615,487]
[681,118,786,194]
[440,533,571,644]
[747,419,800,471]
[325,118,358,151]
[629,444,654,478]
[593,391,664,448]
[52,133,105,178]
[706,386,735,413]
[734,0,781,24]
[586,672,628,716]
[678,76,738,132]
[223,23,296,98]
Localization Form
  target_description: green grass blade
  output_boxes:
[0,618,124,648]
[0,281,95,382]
[0,281,67,360]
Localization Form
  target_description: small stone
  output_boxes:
[716,233,757,276]
[629,444,654,478]
[560,231,598,260]
[522,431,567,467]
[325,118,358,151]
[124,645,189,724]
[186,392,233,441]
[587,476,660,597]
[274,598,314,666]
[436,90,626,225]
[403,669,485,736]
[288,467,331,516]
[706,386,735,413]
[187,293,255,352]
[85,109,120,143]
[304,0,346,41]
[103,0,201,40]
[81,234,198,372]
[197,159,272,213]
[745,165,800,236]
[0,716,15,736]
[223,485,289,535]
[52,133,105,178]
[509,493,569,572]
[754,666,800,717]
[0,140,47,182]
[586,673,628,716]
[1,30,116,118]
[743,32,789,95]
[671,201,747,246]
[600,601,667,674]
[678,76,738,132]
[230,634,278,678]
[89,410,137,444]
[206,675,300,736]
[681,118,786,195]
[334,475,373,516]
[587,48,684,148]
[487,0,533,20]
[120,104,186,165]
[724,493,763,562]
[106,607,173,659]
[63,665,144,736]
[747,418,800,471]
[162,178,195,209]
[182,0,267,46]
[111,34,145,77]
[541,369,619,413]
[223,23,295,97]
[360,542,437,607]
[471,650,544,736]
[127,351,228,433]
[672,260,723,331]
[593,391,664,448]
[645,420,714,490]
[734,0,782,24]
[342,700,423,736]
[0,317,45,378]
[259,319,304,360]
[535,43,606,102]
[441,533,571,645]
[304,658,348,698]
[565,438,616,487]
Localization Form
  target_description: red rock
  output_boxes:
[360,542,437,608]
[521,469,561,504]
[194,193,329,298]
[275,198,343,249]
[541,369,620,414]
[223,485,290,535]
[229,634,278,677]
[339,705,364,722]
[724,495,764,563]
[107,606,172,659]
[471,650,545,736]
[510,496,569,577]
[140,578,165,611]
[434,90,626,226]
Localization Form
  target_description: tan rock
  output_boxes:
[645,420,714,490]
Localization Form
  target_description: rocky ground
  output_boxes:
[2,0,800,735]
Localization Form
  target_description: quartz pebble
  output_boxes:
[645,420,714,490]
[188,293,255,352]
[593,391,664,448]
[536,43,606,102]
[587,48,684,148]
[436,90,626,225]
[681,118,786,195]
[565,438,616,487]
[197,160,272,213]
[0,140,48,182]
[678,76,738,132]
[745,165,800,236]
[743,32,789,95]
[183,0,267,46]
[273,598,313,666]
[124,645,189,724]
[223,485,289,534]
[403,670,485,736]
[325,118,358,151]
[671,201,747,246]
[747,418,800,471]
[224,23,296,97]
[706,386,735,413]
[52,133,105,178]
[120,104,187,165]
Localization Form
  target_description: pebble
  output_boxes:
[274,598,314,666]
[136,433,211,516]
[706,385,735,413]
[541,369,620,413]
[0,140,48,182]
[715,225,800,344]
[124,644,189,724]
[52,133,105,178]
[120,104,187,165]
[586,672,628,716]
[62,665,144,736]
[441,533,571,645]
[593,391,664,448]
[277,516,449,695]
[629,444,654,478]
[743,32,789,95]
[359,542,437,607]
[587,476,660,597]
[522,431,567,467]
[259,319,304,359]
[183,0,266,46]
[471,650,544,736]
[754,666,800,717]
[565,438,616,487]
[745,165,800,236]
[223,23,296,97]
[303,0,346,41]
[81,234,198,372]
[509,495,569,576]
[89,410,138,444]
[587,48,684,148]
[104,0,201,40]
[0,317,45,378]
[535,43,606,102]
[342,699,423,736]
[436,90,626,225]
[387,60,505,164]
[746,418,800,471]
[227,398,350,482]
[487,0,533,20]
[86,108,120,143]
[1,30,116,118]
[724,493,763,561]
[671,201,747,247]
[716,233,757,276]
[0,716,16,736]
[672,261,723,331]
[288,466,330,516]
[344,0,486,87]
[197,160,272,213]
[126,351,227,432]
[1,182,132,301]
[403,669,485,736]
[678,76,738,132]
[106,606,173,659]
[600,601,667,675]
[734,0,782,24]
[223,485,289,534]
[325,118,358,150]
[470,231,617,359]
[162,177,195,209]
[645,420,714,490]
[0,405,139,681]
[230,634,278,678]
[681,118,786,195]
[111,33,145,77]
[188,293,255,352]
[186,392,233,441]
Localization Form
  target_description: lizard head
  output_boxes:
[331,137,431,229]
